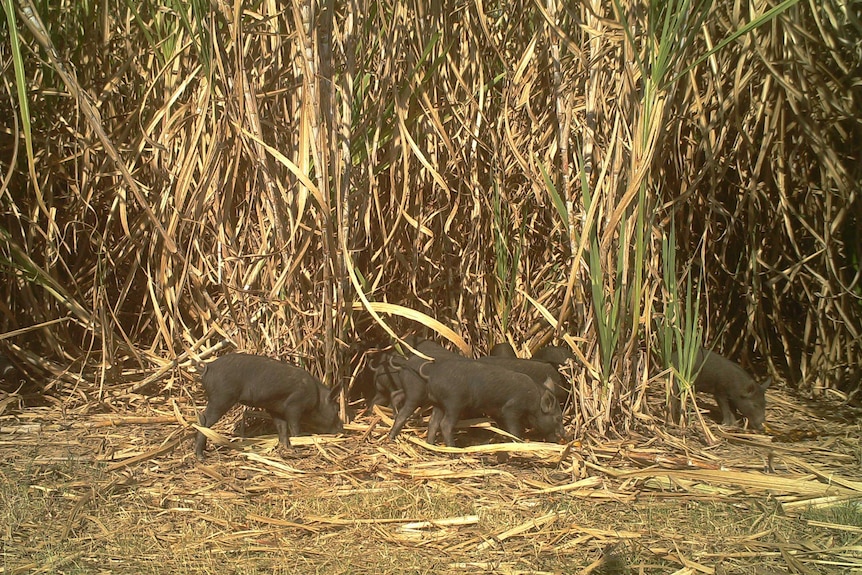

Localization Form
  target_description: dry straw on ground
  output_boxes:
[0,0,859,426]
[2,379,861,574]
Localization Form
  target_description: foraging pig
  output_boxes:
[671,348,770,429]
[365,350,405,412]
[476,355,570,405]
[489,342,517,358]
[379,336,462,437]
[408,358,564,446]
[400,334,462,362]
[194,353,343,459]
[371,335,461,412]
[385,353,438,440]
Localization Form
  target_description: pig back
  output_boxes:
[531,345,575,366]
[201,353,316,397]
[424,359,562,434]
[693,350,754,394]
[475,356,568,404]
[202,353,342,432]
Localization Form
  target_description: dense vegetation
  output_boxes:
[1,0,859,429]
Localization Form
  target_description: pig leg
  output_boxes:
[369,384,402,414]
[367,391,387,414]
[714,394,738,426]
[433,399,463,447]
[439,408,461,447]
[390,389,406,412]
[499,409,525,440]
[387,398,421,440]
[282,402,308,442]
[270,415,292,449]
[387,368,427,439]
[371,372,398,413]
[195,399,235,459]
[427,406,443,444]
[261,400,305,451]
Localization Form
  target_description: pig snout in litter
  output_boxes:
[194,353,342,459]
[412,359,564,446]
[671,348,769,429]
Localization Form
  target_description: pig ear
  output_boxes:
[743,382,757,396]
[540,391,555,414]
[542,377,555,393]
[760,377,772,391]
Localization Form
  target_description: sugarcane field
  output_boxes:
[0,0,860,573]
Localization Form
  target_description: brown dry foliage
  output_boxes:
[0,0,859,426]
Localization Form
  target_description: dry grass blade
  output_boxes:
[399,515,480,531]
[16,1,177,253]
[476,511,560,550]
